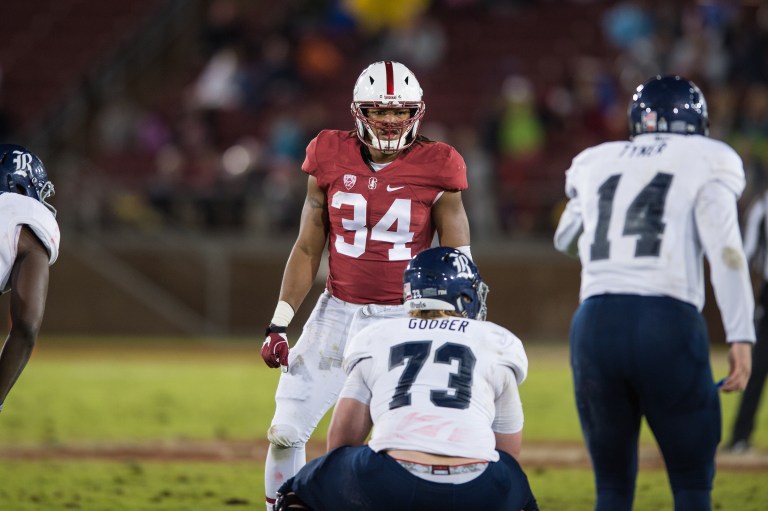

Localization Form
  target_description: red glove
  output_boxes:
[262,324,289,371]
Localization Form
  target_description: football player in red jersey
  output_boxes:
[260,61,472,510]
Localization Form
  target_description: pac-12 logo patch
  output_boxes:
[343,174,357,190]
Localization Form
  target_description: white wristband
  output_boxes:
[270,300,295,327]
[456,245,473,261]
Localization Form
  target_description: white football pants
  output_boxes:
[264,291,405,505]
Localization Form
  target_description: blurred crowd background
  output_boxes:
[2,0,767,243]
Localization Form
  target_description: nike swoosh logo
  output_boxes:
[387,185,405,192]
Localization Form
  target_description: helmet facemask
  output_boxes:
[37,180,56,216]
[352,103,425,153]
[465,280,489,321]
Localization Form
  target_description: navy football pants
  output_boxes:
[570,294,720,511]
[281,446,539,511]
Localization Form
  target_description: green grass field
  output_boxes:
[0,336,765,510]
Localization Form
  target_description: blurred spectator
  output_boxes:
[145,109,229,229]
[498,75,545,158]
[725,5,768,86]
[453,126,501,241]
[341,0,430,35]
[269,114,306,161]
[377,13,447,72]
[667,4,730,85]
[135,110,173,155]
[243,35,304,112]
[570,57,622,144]
[495,74,545,234]
[259,155,304,234]
[94,95,141,154]
[201,0,247,58]
[296,29,344,82]
[602,0,654,51]
[192,45,252,111]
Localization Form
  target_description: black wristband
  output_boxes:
[266,324,287,336]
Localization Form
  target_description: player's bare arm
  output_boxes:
[262,176,328,370]
[326,397,373,451]
[278,176,329,311]
[494,431,523,459]
[0,227,50,404]
[432,190,470,248]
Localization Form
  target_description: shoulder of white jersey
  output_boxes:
[342,318,400,373]
[478,321,529,384]
[694,136,745,196]
[570,141,626,168]
[565,141,625,196]
[0,193,60,264]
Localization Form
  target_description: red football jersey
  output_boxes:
[303,130,468,305]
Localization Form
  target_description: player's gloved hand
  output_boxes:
[262,324,289,372]
[275,487,310,510]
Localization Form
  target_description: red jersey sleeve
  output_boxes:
[438,144,469,191]
[405,140,468,192]
[301,135,319,176]
[301,130,357,187]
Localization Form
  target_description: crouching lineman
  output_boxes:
[275,247,539,511]
[0,144,60,414]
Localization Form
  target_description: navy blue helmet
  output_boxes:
[0,144,56,215]
[403,247,489,320]
[628,75,709,138]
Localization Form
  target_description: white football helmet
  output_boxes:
[351,61,426,153]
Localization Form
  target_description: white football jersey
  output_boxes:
[341,316,528,461]
[555,133,755,342]
[0,193,60,292]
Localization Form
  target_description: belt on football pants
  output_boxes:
[393,458,489,476]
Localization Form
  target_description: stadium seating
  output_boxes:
[1,0,162,134]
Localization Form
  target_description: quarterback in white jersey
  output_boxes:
[273,247,538,511]
[0,144,60,414]
[555,124,753,340]
[554,76,754,511]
